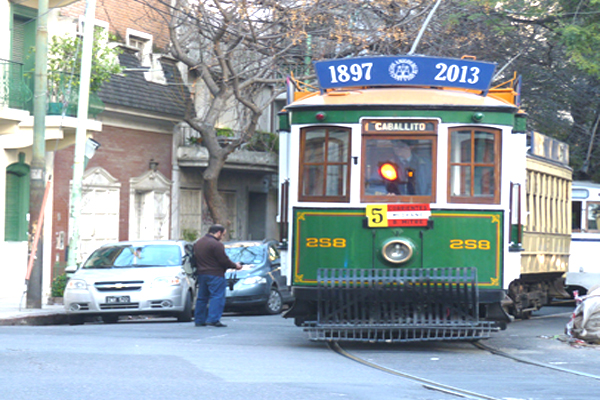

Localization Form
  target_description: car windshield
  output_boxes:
[82,244,182,268]
[225,245,265,264]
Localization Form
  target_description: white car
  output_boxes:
[64,240,196,325]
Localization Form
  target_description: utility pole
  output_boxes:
[66,0,96,270]
[27,0,49,308]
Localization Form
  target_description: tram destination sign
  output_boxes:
[314,56,496,92]
[366,204,431,228]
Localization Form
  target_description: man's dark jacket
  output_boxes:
[193,234,237,277]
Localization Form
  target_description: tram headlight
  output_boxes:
[381,239,414,264]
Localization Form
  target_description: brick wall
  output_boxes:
[52,125,172,268]
[60,0,170,50]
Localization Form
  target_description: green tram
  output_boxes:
[277,56,571,342]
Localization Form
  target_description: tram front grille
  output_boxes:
[316,267,482,326]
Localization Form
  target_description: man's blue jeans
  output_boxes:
[194,274,226,324]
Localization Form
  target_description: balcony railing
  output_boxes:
[0,59,33,110]
[45,70,104,117]
[0,62,104,117]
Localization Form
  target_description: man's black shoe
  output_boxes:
[206,321,227,327]
[195,323,206,327]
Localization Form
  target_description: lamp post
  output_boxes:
[85,138,101,168]
[26,0,49,309]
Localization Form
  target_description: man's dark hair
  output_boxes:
[208,224,226,234]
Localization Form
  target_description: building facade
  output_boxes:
[1,0,280,305]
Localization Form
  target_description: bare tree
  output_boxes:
[135,0,435,229]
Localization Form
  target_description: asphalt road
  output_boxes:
[0,304,598,400]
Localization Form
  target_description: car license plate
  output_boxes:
[106,295,130,303]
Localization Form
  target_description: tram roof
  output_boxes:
[285,87,518,111]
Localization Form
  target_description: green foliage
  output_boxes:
[51,274,69,297]
[216,127,235,137]
[182,229,200,241]
[187,136,203,145]
[245,131,278,153]
[47,28,124,94]
[561,23,600,77]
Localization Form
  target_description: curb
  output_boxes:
[0,313,68,326]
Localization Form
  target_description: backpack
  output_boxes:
[183,242,198,276]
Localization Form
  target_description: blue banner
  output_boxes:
[314,56,497,92]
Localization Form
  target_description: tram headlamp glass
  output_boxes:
[382,239,414,264]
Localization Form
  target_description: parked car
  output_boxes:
[63,240,196,325]
[223,240,293,314]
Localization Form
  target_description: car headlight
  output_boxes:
[241,276,267,285]
[151,277,182,288]
[66,279,88,290]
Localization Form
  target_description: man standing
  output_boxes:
[193,224,242,327]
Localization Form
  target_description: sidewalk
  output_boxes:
[0,295,67,326]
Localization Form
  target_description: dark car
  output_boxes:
[223,240,293,314]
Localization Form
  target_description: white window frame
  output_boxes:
[126,28,153,65]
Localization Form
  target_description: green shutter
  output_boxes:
[5,159,30,241]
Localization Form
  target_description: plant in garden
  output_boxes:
[47,29,124,103]
[51,273,69,298]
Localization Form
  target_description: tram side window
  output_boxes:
[448,127,500,204]
[299,127,351,202]
[586,202,600,231]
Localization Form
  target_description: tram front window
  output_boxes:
[363,138,433,199]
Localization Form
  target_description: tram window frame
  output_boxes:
[298,126,351,203]
[361,134,437,203]
[448,127,501,204]
[586,202,600,232]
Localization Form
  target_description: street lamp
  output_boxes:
[84,138,100,168]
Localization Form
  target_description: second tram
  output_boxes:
[567,181,600,294]
[278,55,572,342]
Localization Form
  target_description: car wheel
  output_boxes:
[68,315,85,325]
[101,314,120,324]
[177,292,193,322]
[263,287,283,315]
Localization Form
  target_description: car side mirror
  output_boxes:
[65,264,79,274]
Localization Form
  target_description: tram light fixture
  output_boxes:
[315,112,327,121]
[379,162,399,181]
[472,112,484,122]
[382,239,414,264]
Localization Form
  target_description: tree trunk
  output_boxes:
[202,150,233,239]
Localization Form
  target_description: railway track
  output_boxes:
[472,341,600,381]
[330,328,600,400]
[329,341,503,400]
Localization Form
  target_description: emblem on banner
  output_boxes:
[388,59,419,82]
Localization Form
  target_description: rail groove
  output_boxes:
[329,342,502,400]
